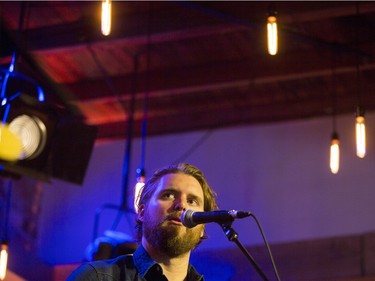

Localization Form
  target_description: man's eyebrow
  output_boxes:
[188,193,203,204]
[160,187,177,193]
[158,188,178,195]
[158,188,203,202]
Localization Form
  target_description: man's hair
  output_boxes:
[135,163,218,242]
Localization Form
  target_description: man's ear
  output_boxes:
[138,204,145,222]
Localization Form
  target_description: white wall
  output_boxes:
[38,112,375,264]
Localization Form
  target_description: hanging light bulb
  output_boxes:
[267,10,278,56]
[356,106,366,158]
[134,167,145,212]
[0,242,8,281]
[101,0,111,36]
[353,3,366,159]
[329,46,340,174]
[330,132,340,174]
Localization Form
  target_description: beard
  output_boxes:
[143,211,203,257]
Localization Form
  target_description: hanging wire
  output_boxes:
[111,4,154,230]
[137,1,152,181]
[173,129,213,164]
[355,2,362,108]
[329,42,340,174]
[1,179,12,245]
[1,2,45,120]
[354,2,367,159]
[90,3,155,239]
[91,51,139,239]
[1,2,23,107]
[331,43,338,132]
[120,53,139,211]
[98,53,139,234]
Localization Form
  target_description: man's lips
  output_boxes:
[165,213,183,225]
[168,219,183,226]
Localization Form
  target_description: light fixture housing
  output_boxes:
[0,95,97,185]
[0,95,59,178]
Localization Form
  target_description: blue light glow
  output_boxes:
[1,98,7,106]
[37,87,45,102]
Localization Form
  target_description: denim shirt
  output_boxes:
[66,245,204,281]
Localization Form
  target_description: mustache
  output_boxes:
[163,211,182,222]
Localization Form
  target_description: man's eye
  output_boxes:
[187,198,199,206]
[162,192,175,199]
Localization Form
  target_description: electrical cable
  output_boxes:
[250,213,281,281]
[139,3,152,176]
[110,2,153,229]
[87,46,139,240]
[87,49,139,240]
[1,180,12,245]
[88,2,154,240]
[355,2,362,107]
[331,43,338,133]
[133,1,152,207]
[173,129,213,164]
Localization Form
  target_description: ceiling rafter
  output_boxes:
[1,2,375,140]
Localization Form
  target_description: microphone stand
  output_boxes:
[220,221,269,281]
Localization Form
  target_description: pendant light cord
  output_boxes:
[1,180,12,244]
[355,2,362,108]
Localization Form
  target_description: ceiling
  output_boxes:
[1,1,375,141]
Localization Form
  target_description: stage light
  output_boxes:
[0,12,97,184]
[0,97,97,184]
[0,50,47,162]
[8,114,47,160]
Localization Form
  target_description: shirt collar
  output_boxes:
[133,245,204,281]
[133,245,157,277]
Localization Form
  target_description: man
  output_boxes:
[67,163,218,281]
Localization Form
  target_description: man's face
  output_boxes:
[138,173,205,257]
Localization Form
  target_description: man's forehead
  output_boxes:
[157,173,203,193]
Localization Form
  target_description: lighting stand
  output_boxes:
[220,221,269,281]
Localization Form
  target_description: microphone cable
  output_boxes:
[250,213,281,281]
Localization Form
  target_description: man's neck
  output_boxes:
[142,240,191,281]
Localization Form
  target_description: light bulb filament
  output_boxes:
[101,0,111,36]
[356,115,366,158]
[330,137,340,174]
[267,15,278,55]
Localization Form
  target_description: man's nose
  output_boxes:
[174,199,186,211]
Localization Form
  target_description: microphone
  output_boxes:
[180,209,252,228]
